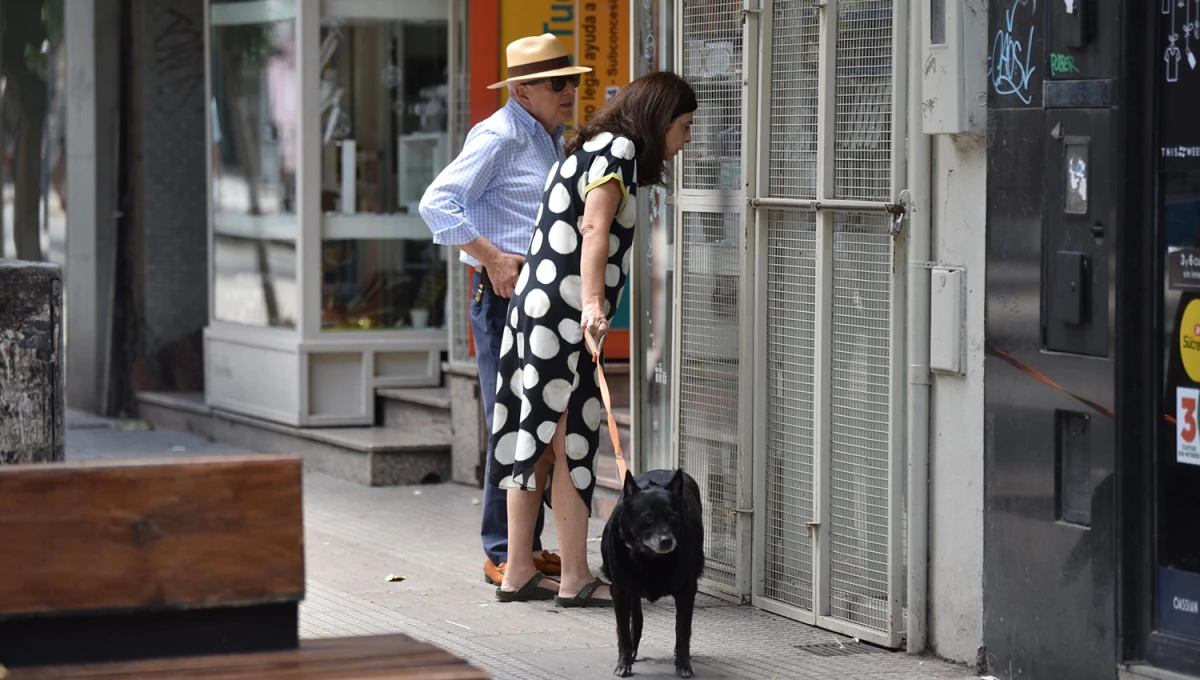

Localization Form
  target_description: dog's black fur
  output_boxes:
[601,468,705,678]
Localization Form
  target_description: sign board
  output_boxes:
[1159,567,1200,640]
[498,0,628,128]
[1169,248,1200,291]
[499,1,578,110]
[576,0,630,126]
[1178,387,1200,466]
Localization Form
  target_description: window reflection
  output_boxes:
[318,17,449,332]
[319,18,448,215]
[634,0,676,471]
[321,239,445,331]
[209,1,297,328]
[1,0,66,264]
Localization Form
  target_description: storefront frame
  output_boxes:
[1121,2,1200,677]
[202,0,459,427]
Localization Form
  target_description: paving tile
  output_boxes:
[66,417,979,680]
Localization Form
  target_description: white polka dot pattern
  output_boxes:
[486,132,638,503]
[560,155,578,178]
[582,131,613,152]
[529,325,561,360]
[548,220,578,255]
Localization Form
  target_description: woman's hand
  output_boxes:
[581,301,608,354]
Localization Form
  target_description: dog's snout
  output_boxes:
[657,536,676,552]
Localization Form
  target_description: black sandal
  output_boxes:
[554,578,613,608]
[495,571,558,602]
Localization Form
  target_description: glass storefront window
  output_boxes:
[1,0,66,264]
[1158,171,1200,640]
[633,0,676,472]
[318,16,449,331]
[321,238,446,331]
[210,0,298,328]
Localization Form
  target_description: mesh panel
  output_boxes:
[828,213,892,632]
[681,0,743,191]
[767,1,820,199]
[834,1,893,201]
[678,210,742,588]
[763,211,818,611]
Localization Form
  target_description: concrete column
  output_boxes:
[0,260,65,464]
[64,0,121,414]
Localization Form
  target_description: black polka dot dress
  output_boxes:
[487,132,639,512]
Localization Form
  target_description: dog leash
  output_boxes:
[585,328,629,485]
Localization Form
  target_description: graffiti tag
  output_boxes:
[1050,53,1080,76]
[152,5,204,113]
[989,0,1037,104]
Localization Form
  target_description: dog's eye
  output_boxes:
[642,512,653,523]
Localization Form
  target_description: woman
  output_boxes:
[489,71,697,606]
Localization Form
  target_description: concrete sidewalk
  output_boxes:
[63,411,977,680]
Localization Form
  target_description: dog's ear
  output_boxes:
[667,468,685,496]
[622,470,639,498]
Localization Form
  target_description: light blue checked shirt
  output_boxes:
[419,97,565,267]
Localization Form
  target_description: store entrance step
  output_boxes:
[136,392,451,487]
[377,387,452,441]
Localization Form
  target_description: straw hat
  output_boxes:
[487,33,592,90]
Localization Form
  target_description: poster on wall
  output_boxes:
[498,0,629,128]
[499,1,578,112]
[1179,386,1200,466]
[576,0,630,126]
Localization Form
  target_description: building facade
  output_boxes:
[53,0,1200,678]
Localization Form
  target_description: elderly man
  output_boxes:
[420,34,590,586]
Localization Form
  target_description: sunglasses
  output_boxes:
[525,75,581,92]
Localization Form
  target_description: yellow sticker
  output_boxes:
[1181,299,1200,382]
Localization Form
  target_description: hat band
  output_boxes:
[507,55,573,79]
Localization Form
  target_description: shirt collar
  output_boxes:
[506,96,566,142]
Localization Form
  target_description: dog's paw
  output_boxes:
[613,663,634,677]
[675,662,694,678]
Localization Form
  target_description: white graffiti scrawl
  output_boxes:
[989,0,1037,104]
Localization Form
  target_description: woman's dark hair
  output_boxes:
[565,71,697,187]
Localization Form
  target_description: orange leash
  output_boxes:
[586,329,629,485]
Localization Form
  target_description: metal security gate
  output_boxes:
[674,0,909,647]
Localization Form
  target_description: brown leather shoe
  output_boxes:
[483,559,506,585]
[534,550,562,576]
[484,552,562,584]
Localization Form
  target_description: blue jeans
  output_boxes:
[472,270,546,565]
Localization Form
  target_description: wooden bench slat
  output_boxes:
[7,635,489,680]
[0,455,305,618]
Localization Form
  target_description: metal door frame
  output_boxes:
[671,0,759,601]
[747,0,910,648]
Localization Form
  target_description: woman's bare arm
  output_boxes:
[578,179,623,341]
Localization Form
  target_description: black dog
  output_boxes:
[601,468,705,678]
